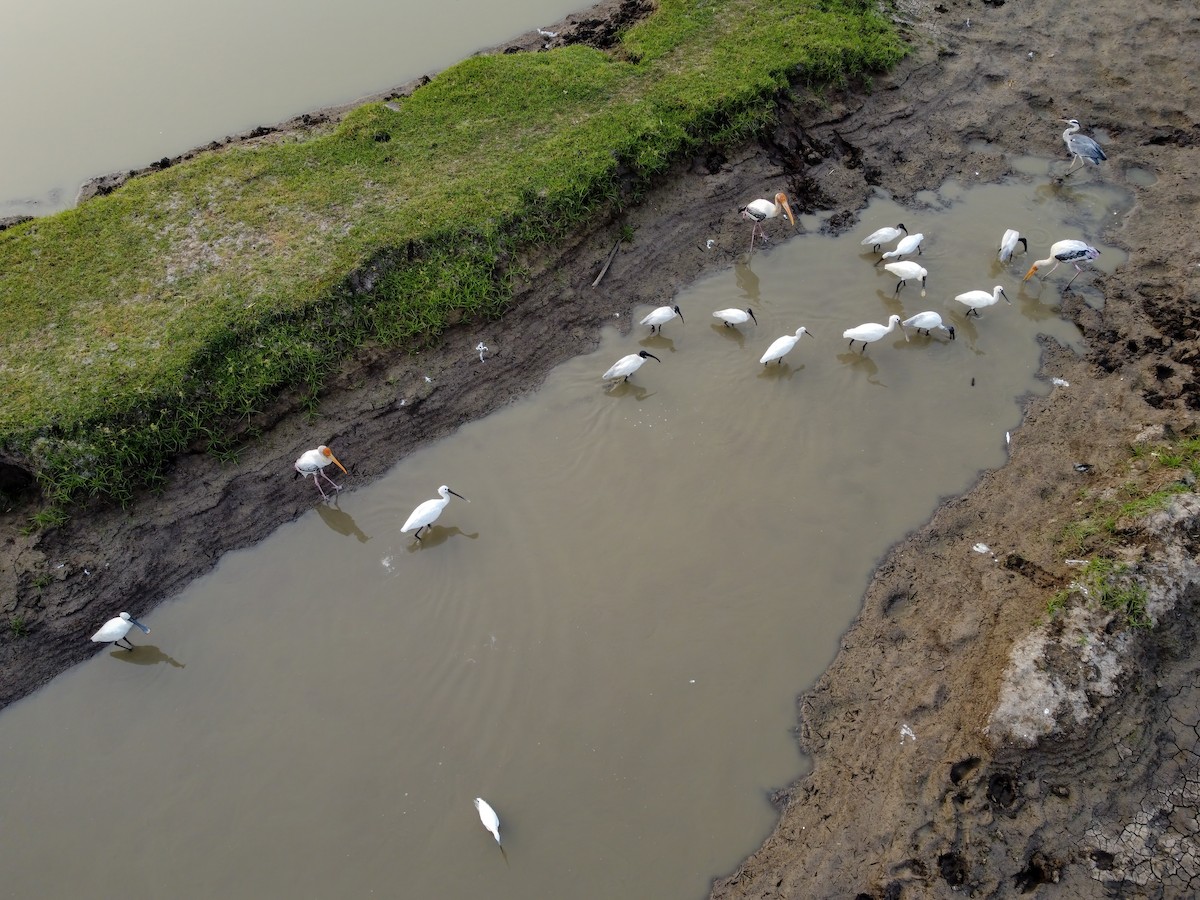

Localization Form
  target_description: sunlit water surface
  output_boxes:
[0,0,586,218]
[0,170,1126,898]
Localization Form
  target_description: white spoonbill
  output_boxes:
[1023,240,1100,288]
[602,349,660,383]
[998,229,1028,262]
[759,326,814,365]
[91,612,150,651]
[1061,119,1106,176]
[902,311,955,340]
[739,192,795,253]
[955,285,1010,317]
[402,485,469,541]
[876,232,924,264]
[640,304,684,334]
[861,223,907,253]
[294,445,347,500]
[843,315,907,353]
[883,261,928,297]
[713,307,758,328]
[475,797,502,844]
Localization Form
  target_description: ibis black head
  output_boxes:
[672,305,684,323]
[747,308,758,325]
[640,350,661,362]
[947,325,957,340]
[1017,236,1028,253]
[896,223,908,234]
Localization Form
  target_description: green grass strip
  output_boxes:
[0,0,906,506]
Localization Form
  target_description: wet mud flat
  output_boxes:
[2,0,1199,896]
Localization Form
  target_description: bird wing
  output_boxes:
[402,499,438,532]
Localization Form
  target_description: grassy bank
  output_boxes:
[0,0,905,510]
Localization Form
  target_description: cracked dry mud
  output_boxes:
[2,1,1198,897]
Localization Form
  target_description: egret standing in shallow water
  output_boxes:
[712,307,757,328]
[475,798,501,844]
[883,261,928,297]
[602,349,660,383]
[739,192,795,254]
[1023,240,1101,288]
[91,612,150,651]
[1061,118,1106,176]
[998,229,1028,262]
[902,311,955,340]
[876,232,924,264]
[640,304,684,334]
[955,285,1010,317]
[861,223,907,253]
[759,326,813,365]
[294,445,347,500]
[402,485,469,541]
[843,315,907,353]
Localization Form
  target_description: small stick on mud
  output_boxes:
[592,240,621,287]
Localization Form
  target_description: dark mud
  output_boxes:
[2,0,1199,896]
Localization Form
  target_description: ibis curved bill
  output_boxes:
[759,326,813,365]
[402,485,469,541]
[1023,240,1100,288]
[902,311,955,340]
[739,192,795,253]
[1061,119,1106,176]
[640,305,684,334]
[876,232,924,265]
[602,350,660,383]
[843,315,907,353]
[955,285,1010,317]
[998,229,1028,262]
[91,611,150,651]
[883,261,928,297]
[861,223,907,253]
[475,797,502,844]
[713,307,757,328]
[295,445,347,500]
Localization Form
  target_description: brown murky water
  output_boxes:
[0,0,586,218]
[0,171,1126,898]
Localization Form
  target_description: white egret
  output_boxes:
[843,315,907,353]
[876,232,924,264]
[861,223,907,253]
[883,261,928,297]
[955,285,1010,317]
[602,349,660,383]
[1061,119,1106,176]
[1023,240,1101,287]
[294,445,347,500]
[402,485,469,541]
[712,307,757,328]
[640,304,684,334]
[759,326,813,365]
[998,229,1028,262]
[475,798,501,844]
[91,612,150,651]
[739,192,795,253]
[902,311,955,340]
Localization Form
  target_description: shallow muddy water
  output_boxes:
[0,0,585,218]
[0,172,1124,897]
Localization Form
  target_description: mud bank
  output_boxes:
[2,0,1198,896]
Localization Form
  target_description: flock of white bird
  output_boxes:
[86,117,1108,855]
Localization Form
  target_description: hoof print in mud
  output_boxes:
[949,756,981,785]
[937,851,968,887]
[986,771,1019,809]
[1012,850,1063,892]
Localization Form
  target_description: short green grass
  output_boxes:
[0,0,905,510]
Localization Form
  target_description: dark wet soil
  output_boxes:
[3,0,1199,896]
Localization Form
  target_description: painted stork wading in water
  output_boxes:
[1023,240,1101,288]
[739,192,795,254]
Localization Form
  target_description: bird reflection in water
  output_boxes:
[110,644,185,668]
[316,501,371,543]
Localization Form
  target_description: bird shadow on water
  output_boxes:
[404,525,480,552]
[756,362,803,381]
[109,644,186,668]
[638,334,678,353]
[710,323,748,348]
[836,352,884,386]
[316,501,371,543]
[734,260,761,303]
[604,382,654,401]
[874,290,906,315]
